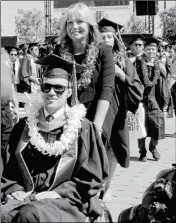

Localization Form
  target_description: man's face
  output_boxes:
[134,40,144,55]
[9,49,18,63]
[169,48,175,58]
[130,44,136,55]
[145,45,157,59]
[42,77,72,114]
[29,46,39,58]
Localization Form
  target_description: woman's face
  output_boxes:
[66,15,90,43]
[101,32,115,48]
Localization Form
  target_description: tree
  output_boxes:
[15,9,61,44]
[159,5,176,42]
[51,17,61,35]
[15,9,45,43]
[122,14,146,34]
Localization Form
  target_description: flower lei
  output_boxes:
[141,57,160,87]
[25,96,86,157]
[59,40,100,90]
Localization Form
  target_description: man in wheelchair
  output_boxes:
[1,55,111,222]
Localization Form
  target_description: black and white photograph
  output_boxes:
[1,0,176,222]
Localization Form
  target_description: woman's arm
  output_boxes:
[93,100,109,130]
[94,44,115,129]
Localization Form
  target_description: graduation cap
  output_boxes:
[35,54,86,74]
[121,34,153,49]
[127,34,145,46]
[35,54,87,105]
[5,45,19,54]
[144,37,160,47]
[51,36,59,44]
[98,18,123,34]
[19,43,28,50]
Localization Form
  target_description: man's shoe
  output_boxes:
[139,153,147,162]
[150,149,160,161]
[167,107,173,118]
[166,113,173,118]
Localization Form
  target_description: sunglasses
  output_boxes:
[41,83,69,94]
[10,54,17,56]
[135,44,143,47]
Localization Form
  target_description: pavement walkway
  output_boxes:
[106,112,176,222]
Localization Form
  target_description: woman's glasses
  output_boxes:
[135,43,143,47]
[10,53,17,56]
[41,83,69,94]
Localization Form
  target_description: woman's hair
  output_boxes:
[112,33,121,53]
[58,2,101,44]
[110,33,127,69]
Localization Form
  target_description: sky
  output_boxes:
[1,0,176,36]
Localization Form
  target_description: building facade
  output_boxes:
[53,0,134,26]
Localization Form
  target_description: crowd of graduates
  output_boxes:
[1,2,176,222]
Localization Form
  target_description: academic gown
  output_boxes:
[1,112,109,222]
[136,59,170,140]
[102,58,144,168]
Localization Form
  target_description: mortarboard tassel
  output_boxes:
[71,60,79,106]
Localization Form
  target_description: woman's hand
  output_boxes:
[8,191,31,201]
[35,191,61,201]
[115,64,126,82]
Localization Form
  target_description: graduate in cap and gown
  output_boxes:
[19,43,41,93]
[126,34,145,59]
[98,18,144,201]
[136,37,170,162]
[157,44,174,118]
[125,34,146,72]
[1,54,109,222]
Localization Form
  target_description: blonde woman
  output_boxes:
[54,2,115,137]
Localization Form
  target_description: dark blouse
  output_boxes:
[53,43,115,121]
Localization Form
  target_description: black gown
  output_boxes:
[1,116,109,222]
[135,58,170,140]
[103,57,144,167]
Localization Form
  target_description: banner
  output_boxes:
[127,103,147,139]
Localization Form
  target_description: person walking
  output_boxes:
[19,43,41,93]
[98,18,144,201]
[136,38,170,162]
[5,45,22,92]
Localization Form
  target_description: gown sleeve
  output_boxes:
[124,58,144,113]
[98,44,115,102]
[1,119,26,200]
